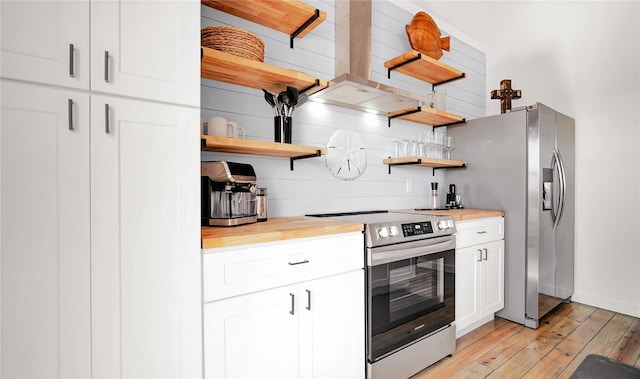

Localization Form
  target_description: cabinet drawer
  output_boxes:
[202,232,364,302]
[455,217,504,248]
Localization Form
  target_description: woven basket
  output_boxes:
[202,26,265,62]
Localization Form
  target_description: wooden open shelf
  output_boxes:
[383,156,466,175]
[386,106,466,127]
[201,135,326,170]
[201,47,327,94]
[383,156,466,168]
[202,0,326,47]
[384,50,466,86]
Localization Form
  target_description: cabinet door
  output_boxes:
[300,270,365,379]
[1,80,90,377]
[481,240,505,317]
[455,246,482,334]
[90,95,201,378]
[204,286,300,379]
[90,0,199,106]
[0,1,89,89]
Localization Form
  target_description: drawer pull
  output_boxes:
[289,293,295,315]
[476,230,488,234]
[288,259,309,266]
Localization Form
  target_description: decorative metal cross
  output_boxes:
[491,79,522,113]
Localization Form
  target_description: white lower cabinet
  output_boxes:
[455,217,505,337]
[203,233,365,379]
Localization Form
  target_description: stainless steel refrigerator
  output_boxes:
[446,103,574,328]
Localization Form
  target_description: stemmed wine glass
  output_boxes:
[444,135,455,160]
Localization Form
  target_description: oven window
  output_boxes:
[388,257,444,324]
[368,249,455,361]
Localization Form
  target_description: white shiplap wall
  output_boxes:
[200,0,485,217]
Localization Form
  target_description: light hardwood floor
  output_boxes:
[413,302,640,378]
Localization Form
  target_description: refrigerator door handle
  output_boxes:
[548,148,567,230]
[554,148,567,230]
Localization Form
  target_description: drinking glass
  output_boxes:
[444,135,455,160]
[425,130,435,158]
[392,140,401,158]
[434,130,445,159]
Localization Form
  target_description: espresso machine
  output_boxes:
[201,161,257,226]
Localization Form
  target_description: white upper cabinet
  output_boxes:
[0,80,91,378]
[90,0,200,106]
[0,1,90,89]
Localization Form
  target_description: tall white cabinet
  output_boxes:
[0,81,92,378]
[1,1,201,378]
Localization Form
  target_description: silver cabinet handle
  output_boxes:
[305,289,311,311]
[68,99,74,130]
[483,248,488,261]
[477,249,483,262]
[104,104,110,133]
[69,44,75,77]
[104,51,110,82]
[288,259,309,266]
[476,230,487,234]
[289,293,295,315]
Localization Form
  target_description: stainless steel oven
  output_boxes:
[308,211,456,379]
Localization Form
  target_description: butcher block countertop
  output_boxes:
[396,208,505,221]
[201,216,364,249]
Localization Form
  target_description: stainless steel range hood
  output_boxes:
[309,0,427,114]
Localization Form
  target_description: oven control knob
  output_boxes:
[378,227,389,238]
[438,220,449,230]
[447,220,455,228]
[389,225,399,237]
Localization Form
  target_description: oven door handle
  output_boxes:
[369,236,456,266]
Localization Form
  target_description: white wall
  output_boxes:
[201,0,485,217]
[488,0,640,321]
[417,1,640,318]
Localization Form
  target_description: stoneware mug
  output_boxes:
[207,117,245,138]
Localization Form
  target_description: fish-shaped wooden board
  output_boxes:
[405,11,450,60]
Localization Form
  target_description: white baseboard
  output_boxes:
[572,291,640,318]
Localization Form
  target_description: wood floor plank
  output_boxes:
[475,303,578,371]
[408,303,640,379]
[412,320,522,378]
[484,303,597,379]
[609,318,640,366]
[522,308,615,378]
[555,312,635,379]
[448,361,493,379]
[455,317,510,351]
